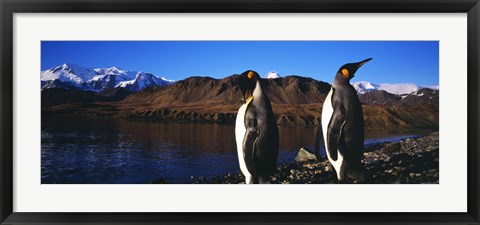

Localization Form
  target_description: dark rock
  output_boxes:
[383,142,402,154]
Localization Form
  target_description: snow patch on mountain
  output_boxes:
[377,83,420,95]
[265,71,280,79]
[160,77,175,83]
[353,81,438,95]
[116,72,172,92]
[352,81,379,94]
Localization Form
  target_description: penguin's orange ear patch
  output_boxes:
[247,71,254,79]
[341,68,349,78]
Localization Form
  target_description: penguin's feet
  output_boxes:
[337,179,350,184]
[347,169,366,183]
[258,175,271,184]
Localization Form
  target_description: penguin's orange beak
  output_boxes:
[357,58,373,68]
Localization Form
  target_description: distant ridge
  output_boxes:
[43,74,439,131]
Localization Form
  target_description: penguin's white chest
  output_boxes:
[235,103,253,183]
[322,88,345,179]
[321,89,334,133]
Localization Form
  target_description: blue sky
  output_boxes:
[41,41,439,86]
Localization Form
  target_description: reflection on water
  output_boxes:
[41,115,419,184]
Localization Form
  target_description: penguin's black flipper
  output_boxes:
[314,123,324,159]
[243,127,258,176]
[327,104,346,161]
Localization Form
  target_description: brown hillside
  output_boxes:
[43,75,438,131]
[119,75,331,108]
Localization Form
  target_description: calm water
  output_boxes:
[41,115,418,184]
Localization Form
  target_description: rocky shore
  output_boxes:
[201,132,439,184]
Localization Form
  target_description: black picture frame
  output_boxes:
[1,0,479,224]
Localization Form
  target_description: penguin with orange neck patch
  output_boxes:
[316,58,372,183]
[235,70,279,184]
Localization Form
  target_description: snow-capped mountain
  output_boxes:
[116,72,173,92]
[41,64,99,84]
[41,64,174,92]
[265,71,280,79]
[352,81,438,95]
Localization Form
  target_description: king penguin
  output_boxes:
[315,58,372,183]
[235,70,279,184]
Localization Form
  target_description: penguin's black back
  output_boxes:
[330,79,364,166]
[243,86,279,178]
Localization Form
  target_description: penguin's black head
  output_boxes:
[239,70,260,102]
[337,58,373,80]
